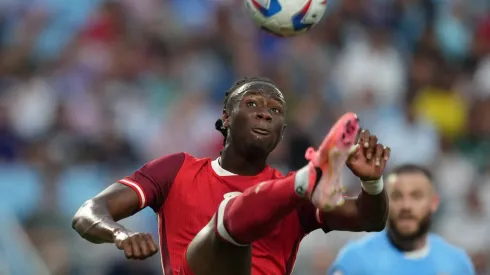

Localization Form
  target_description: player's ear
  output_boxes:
[280,124,287,140]
[430,193,440,213]
[222,110,230,128]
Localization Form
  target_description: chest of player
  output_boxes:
[162,162,303,268]
[162,164,263,244]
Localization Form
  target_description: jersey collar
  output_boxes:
[384,230,431,259]
[211,157,237,176]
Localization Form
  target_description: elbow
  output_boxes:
[360,192,389,232]
[71,215,83,235]
[362,220,386,232]
[71,199,94,235]
[364,222,386,232]
[363,211,388,232]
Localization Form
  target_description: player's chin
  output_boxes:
[394,223,419,237]
[251,132,278,144]
[247,137,278,154]
[398,228,419,238]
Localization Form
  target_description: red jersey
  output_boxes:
[118,152,329,275]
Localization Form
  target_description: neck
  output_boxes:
[220,144,268,176]
[388,230,428,252]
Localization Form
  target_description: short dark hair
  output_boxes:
[389,164,432,181]
[214,76,276,146]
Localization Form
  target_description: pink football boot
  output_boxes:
[303,112,360,211]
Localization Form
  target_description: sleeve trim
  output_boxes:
[119,178,147,209]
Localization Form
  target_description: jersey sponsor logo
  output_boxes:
[223,192,242,199]
[332,271,343,275]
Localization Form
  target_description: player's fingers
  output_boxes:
[383,146,391,161]
[348,144,360,158]
[129,236,142,259]
[359,129,370,148]
[136,234,150,259]
[365,135,378,160]
[374,144,384,167]
[123,240,133,259]
[114,239,124,250]
[143,233,159,254]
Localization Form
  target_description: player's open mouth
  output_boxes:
[252,128,270,135]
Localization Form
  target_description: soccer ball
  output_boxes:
[244,0,328,37]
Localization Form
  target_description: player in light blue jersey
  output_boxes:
[328,164,475,275]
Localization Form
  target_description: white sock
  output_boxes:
[294,164,310,198]
[215,195,248,246]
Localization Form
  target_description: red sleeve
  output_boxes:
[296,203,330,234]
[118,152,185,212]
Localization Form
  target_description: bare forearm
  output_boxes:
[356,189,388,231]
[72,200,127,244]
[318,188,388,232]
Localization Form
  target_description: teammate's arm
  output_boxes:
[72,152,185,259]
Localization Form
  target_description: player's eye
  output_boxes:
[390,193,401,201]
[411,192,423,200]
[270,107,281,114]
[247,101,257,107]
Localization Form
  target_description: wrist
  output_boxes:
[360,177,384,195]
[112,227,130,242]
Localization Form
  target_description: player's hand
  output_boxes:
[346,129,391,181]
[113,229,159,260]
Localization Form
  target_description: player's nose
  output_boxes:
[400,201,413,211]
[255,108,272,121]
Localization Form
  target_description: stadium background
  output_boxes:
[1,0,490,274]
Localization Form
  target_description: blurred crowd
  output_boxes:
[1,0,490,274]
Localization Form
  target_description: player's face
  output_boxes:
[225,81,286,154]
[387,173,439,240]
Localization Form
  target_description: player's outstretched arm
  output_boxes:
[72,183,159,259]
[72,152,186,260]
[72,183,137,243]
[321,130,389,232]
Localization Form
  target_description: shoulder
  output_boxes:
[430,235,473,268]
[138,152,193,181]
[147,152,210,170]
[341,232,384,256]
[147,152,187,167]
[337,232,388,262]
[329,232,387,275]
[181,154,212,173]
[329,240,368,275]
[255,166,288,180]
[430,234,465,255]
[273,168,288,178]
[187,154,212,165]
[331,233,382,267]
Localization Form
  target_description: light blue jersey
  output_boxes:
[328,230,475,275]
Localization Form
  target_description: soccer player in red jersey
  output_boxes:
[72,77,391,275]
